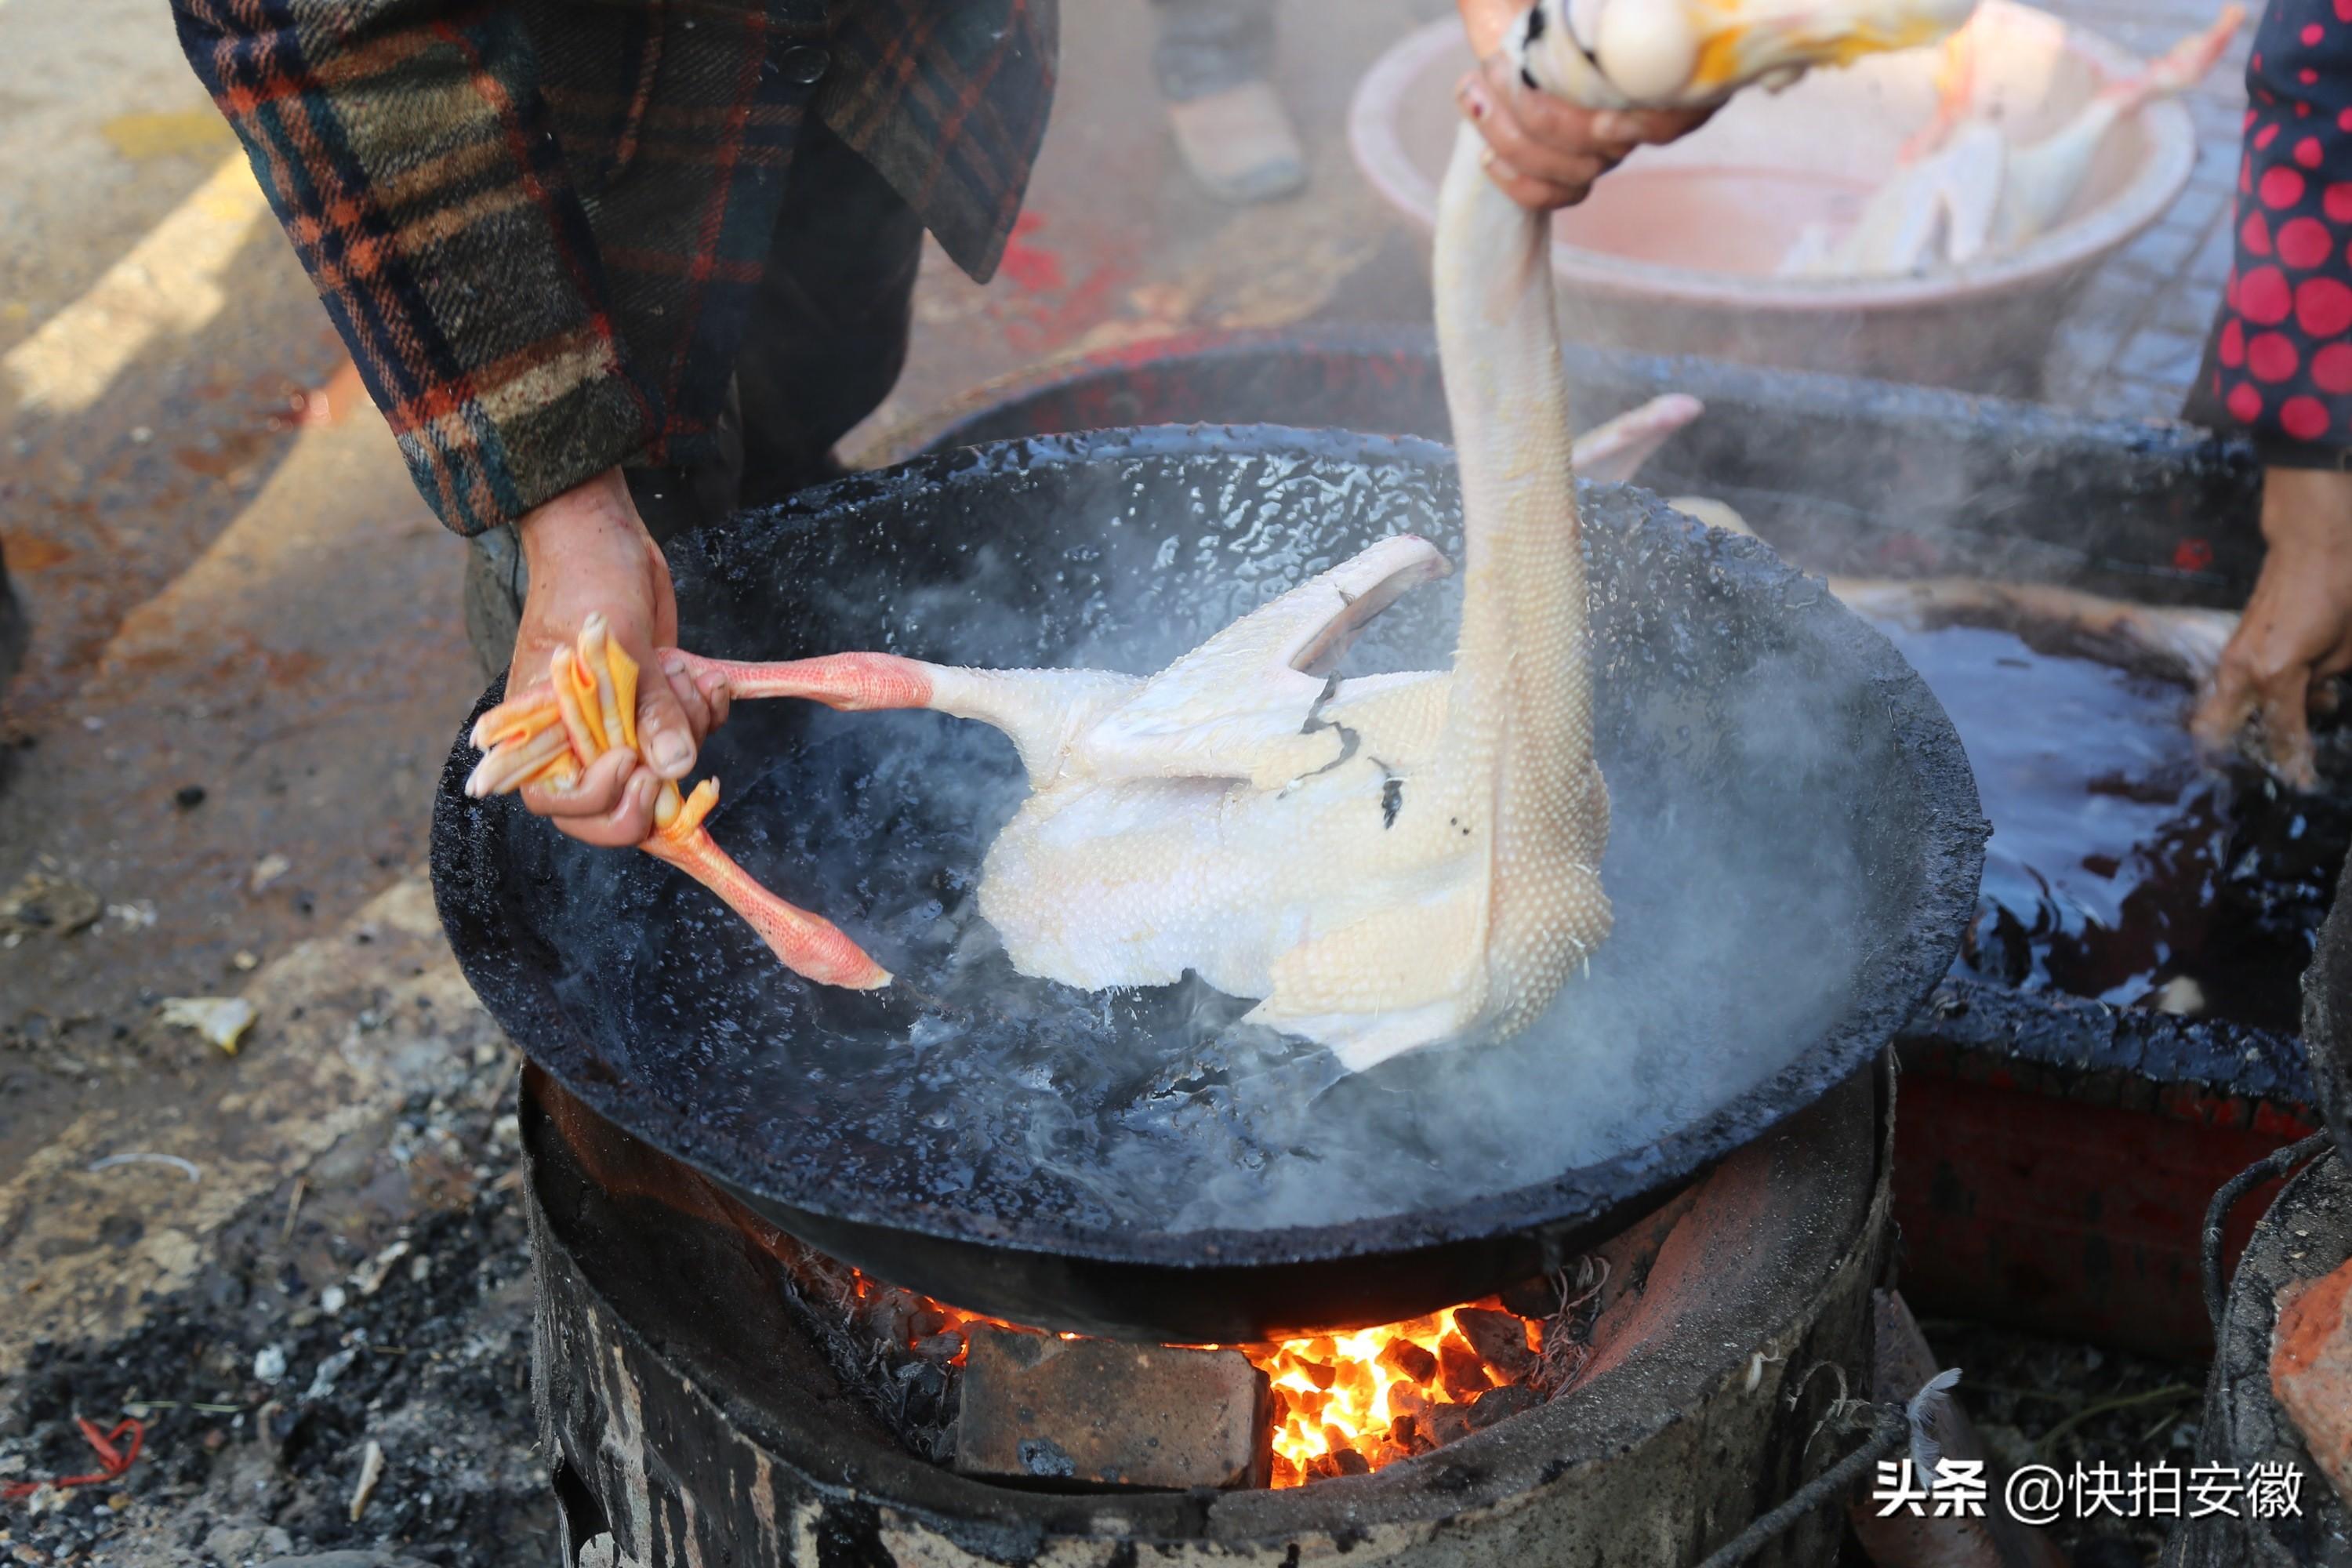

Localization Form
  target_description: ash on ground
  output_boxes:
[0,1029,2219,1566]
[0,1051,553,1568]
[1923,1318,2211,1568]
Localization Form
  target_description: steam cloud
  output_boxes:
[532,453,1897,1241]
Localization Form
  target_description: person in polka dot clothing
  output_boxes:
[2191,0,2352,786]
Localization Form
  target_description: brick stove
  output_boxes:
[521,1063,1893,1567]
[427,423,1983,1566]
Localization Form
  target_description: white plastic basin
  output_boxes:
[1347,2,2203,395]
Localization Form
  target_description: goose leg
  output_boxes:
[466,616,891,990]
[684,651,942,711]
[639,776,891,989]
[1570,394,1705,486]
[670,651,1138,785]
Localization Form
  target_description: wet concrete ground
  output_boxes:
[0,0,2256,1562]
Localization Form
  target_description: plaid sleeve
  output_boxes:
[171,0,663,535]
[819,0,1058,284]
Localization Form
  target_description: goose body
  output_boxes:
[1780,7,2241,278]
[468,0,1976,1072]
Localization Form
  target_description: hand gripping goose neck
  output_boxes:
[1520,0,1979,110]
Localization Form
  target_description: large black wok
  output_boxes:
[431,426,1984,1341]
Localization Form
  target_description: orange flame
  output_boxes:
[840,1270,1539,1488]
[1247,1301,1532,1484]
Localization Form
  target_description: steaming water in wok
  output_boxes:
[441,430,1976,1273]
[1895,622,2352,1033]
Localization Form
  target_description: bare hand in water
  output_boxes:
[506,468,731,846]
[1454,0,1714,210]
[2192,466,2352,790]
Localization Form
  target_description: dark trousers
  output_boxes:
[466,5,1278,672]
[637,1,1276,532]
[463,114,924,672]
[629,114,927,541]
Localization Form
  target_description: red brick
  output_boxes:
[2272,1257,2352,1504]
[955,1327,1271,1490]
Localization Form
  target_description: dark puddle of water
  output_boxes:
[1882,619,2352,1035]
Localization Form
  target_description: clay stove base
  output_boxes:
[524,1067,1891,1567]
[2163,1149,2352,1568]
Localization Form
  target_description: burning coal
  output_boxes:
[811,1258,1585,1487]
[1243,1298,1565,1484]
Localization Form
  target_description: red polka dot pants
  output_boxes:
[2190,0,2352,462]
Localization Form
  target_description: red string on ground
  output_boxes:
[2,1416,145,1501]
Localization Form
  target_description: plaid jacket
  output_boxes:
[172,0,1058,535]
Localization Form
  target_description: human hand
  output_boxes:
[1454,1,1713,210]
[506,469,732,846]
[1457,0,1526,57]
[2190,466,2352,790]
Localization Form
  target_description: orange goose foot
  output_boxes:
[466,615,891,991]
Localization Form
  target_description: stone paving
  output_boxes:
[2042,0,2253,421]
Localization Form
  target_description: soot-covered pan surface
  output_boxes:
[432,426,1984,1341]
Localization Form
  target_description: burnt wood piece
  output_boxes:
[1451,1308,1538,1383]
[1378,1339,1436,1382]
[1436,1337,1490,1403]
[955,1327,1272,1491]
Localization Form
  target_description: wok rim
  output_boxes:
[430,423,1987,1280]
